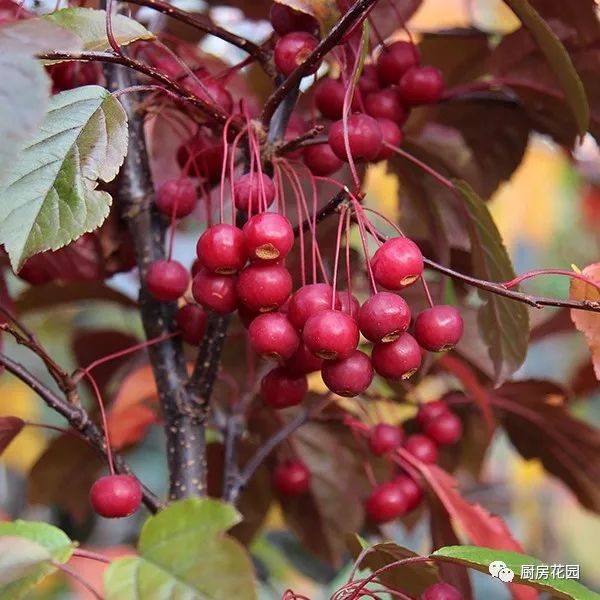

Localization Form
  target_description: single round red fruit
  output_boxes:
[392,474,423,511]
[287,283,340,330]
[248,312,299,361]
[368,423,404,455]
[315,77,357,120]
[89,474,142,518]
[364,89,408,125]
[375,118,403,160]
[338,291,360,320]
[424,412,463,445]
[233,172,276,212]
[244,212,294,263]
[303,143,344,176]
[413,305,464,352]
[261,367,308,408]
[365,482,408,523]
[371,237,424,289]
[420,582,463,600]
[192,269,238,314]
[358,291,411,343]
[176,304,208,345]
[270,2,318,36]
[321,350,373,397]
[328,114,383,162]
[197,224,247,275]
[284,342,324,375]
[177,132,224,182]
[274,32,320,76]
[146,260,189,302]
[184,77,233,114]
[272,460,311,495]
[398,66,444,105]
[416,400,449,428]
[371,333,422,380]
[237,264,292,312]
[303,309,359,360]
[156,177,196,218]
[403,434,438,464]
[376,41,420,86]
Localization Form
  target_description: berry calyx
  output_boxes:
[248,312,299,361]
[398,66,444,105]
[196,224,247,275]
[376,41,420,86]
[368,423,404,455]
[192,269,238,314]
[424,412,463,446]
[176,304,208,345]
[371,333,422,380]
[261,367,307,408]
[328,114,383,162]
[416,400,449,428]
[392,474,423,511]
[413,305,464,352]
[403,433,438,464]
[303,143,344,176]
[358,291,411,343]
[371,237,424,290]
[156,177,196,218]
[274,32,320,76]
[365,482,408,523]
[321,349,373,397]
[287,283,340,330]
[237,264,292,312]
[243,213,294,263]
[270,3,318,36]
[233,172,276,212]
[303,309,359,360]
[364,89,408,125]
[146,260,189,302]
[89,474,142,518]
[420,582,463,600]
[284,342,324,375]
[272,460,311,495]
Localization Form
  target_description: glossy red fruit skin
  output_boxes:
[197,224,247,275]
[393,474,423,511]
[270,2,318,36]
[424,412,463,445]
[376,41,420,86]
[303,143,344,176]
[403,434,439,464]
[398,66,444,105]
[338,291,360,320]
[176,304,208,345]
[321,350,373,397]
[89,475,142,518]
[156,178,196,218]
[284,342,324,375]
[287,283,340,330]
[303,309,359,360]
[371,237,424,289]
[146,260,189,302]
[243,213,294,263]
[358,291,411,343]
[416,400,449,428]
[192,270,238,314]
[358,64,380,96]
[177,133,224,182]
[274,32,320,76]
[371,333,422,380]
[237,264,292,312]
[272,460,311,495]
[364,89,408,124]
[368,423,404,455]
[261,367,308,409]
[328,114,383,162]
[315,78,357,120]
[248,313,299,361]
[233,172,276,212]
[375,118,403,160]
[365,482,408,523]
[413,305,464,351]
[420,582,463,600]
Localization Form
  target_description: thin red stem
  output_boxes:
[72,549,112,564]
[502,268,600,293]
[331,207,348,307]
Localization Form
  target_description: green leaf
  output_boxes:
[501,0,589,137]
[0,18,82,55]
[453,179,529,385]
[432,546,600,600]
[42,7,154,52]
[0,521,74,599]
[0,52,50,183]
[0,85,128,270]
[104,498,258,600]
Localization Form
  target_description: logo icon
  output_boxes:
[489,560,515,583]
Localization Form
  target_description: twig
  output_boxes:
[276,125,325,156]
[293,190,347,237]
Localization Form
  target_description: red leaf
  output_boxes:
[0,416,25,455]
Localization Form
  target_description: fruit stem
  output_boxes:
[421,277,435,308]
[331,206,349,308]
[502,268,600,294]
[23,421,87,442]
[72,548,112,564]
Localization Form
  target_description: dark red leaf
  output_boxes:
[0,416,25,455]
